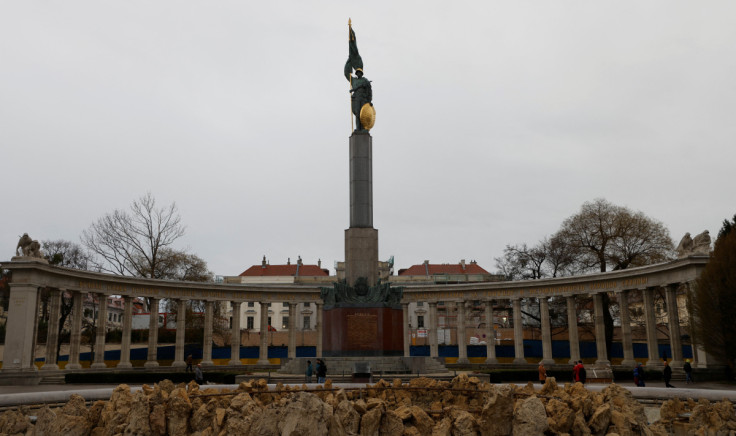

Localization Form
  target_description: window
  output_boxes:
[417,302,424,307]
[229,317,233,329]
[282,316,289,329]
[283,302,289,308]
[108,313,112,321]
[247,316,254,329]
[303,316,311,330]
[417,315,425,328]
[303,302,311,308]
[248,302,254,308]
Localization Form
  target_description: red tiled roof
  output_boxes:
[239,264,329,277]
[398,263,490,276]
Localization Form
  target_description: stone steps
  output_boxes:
[278,357,449,376]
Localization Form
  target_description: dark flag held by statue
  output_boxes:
[344,20,375,132]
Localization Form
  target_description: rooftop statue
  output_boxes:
[344,19,375,133]
[15,233,44,259]
[676,230,711,258]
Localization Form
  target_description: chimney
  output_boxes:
[423,260,430,277]
[318,259,321,268]
[262,255,267,268]
[297,256,303,266]
[287,257,291,265]
[460,259,466,271]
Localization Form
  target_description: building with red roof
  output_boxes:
[393,259,500,284]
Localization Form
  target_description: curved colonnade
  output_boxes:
[0,255,709,376]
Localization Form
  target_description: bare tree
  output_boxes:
[81,193,186,278]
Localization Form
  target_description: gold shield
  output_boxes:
[359,103,376,130]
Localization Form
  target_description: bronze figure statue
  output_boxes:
[344,20,375,132]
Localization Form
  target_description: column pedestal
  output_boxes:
[456,301,469,364]
[42,289,62,371]
[172,299,187,368]
[90,293,108,369]
[567,296,580,365]
[117,296,133,369]
[144,298,160,368]
[484,300,498,364]
[257,302,270,365]
[512,299,526,364]
[618,290,636,367]
[201,301,215,367]
[67,292,83,370]
[540,297,555,365]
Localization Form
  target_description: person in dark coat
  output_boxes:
[663,360,675,388]
[195,364,204,384]
[305,360,314,383]
[578,361,587,384]
[684,359,694,384]
[316,359,327,383]
[186,354,194,372]
[636,363,646,387]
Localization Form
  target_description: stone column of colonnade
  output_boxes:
[172,299,187,367]
[144,298,160,368]
[566,296,580,365]
[315,302,323,358]
[288,303,297,359]
[67,291,83,370]
[593,293,609,365]
[617,290,636,366]
[42,288,62,370]
[201,301,214,367]
[91,293,108,369]
[484,300,497,364]
[429,302,439,359]
[512,298,526,364]
[117,296,133,369]
[456,301,469,364]
[402,302,410,357]
[257,301,270,365]
[642,287,663,368]
[665,284,684,369]
[540,297,555,365]
[230,301,242,366]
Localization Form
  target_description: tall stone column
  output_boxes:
[257,301,269,365]
[456,301,469,364]
[172,299,187,367]
[665,284,684,368]
[642,288,662,368]
[402,302,411,357]
[42,288,62,370]
[117,296,133,369]
[429,302,439,359]
[288,303,297,359]
[67,292,83,370]
[201,301,214,367]
[144,297,160,368]
[316,302,323,358]
[512,298,526,364]
[230,301,243,365]
[593,293,609,365]
[540,297,555,365]
[91,293,108,369]
[485,300,498,364]
[618,290,636,366]
[566,295,580,364]
[2,285,41,372]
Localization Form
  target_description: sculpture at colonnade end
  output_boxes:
[676,230,711,258]
[14,233,44,259]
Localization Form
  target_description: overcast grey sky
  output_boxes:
[2,1,735,277]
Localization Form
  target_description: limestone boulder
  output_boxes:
[0,409,29,435]
[223,393,259,435]
[479,384,514,436]
[359,405,383,436]
[450,408,479,436]
[167,387,192,436]
[512,395,548,436]
[123,390,152,436]
[587,402,611,434]
[379,410,403,436]
[98,384,134,435]
[249,391,332,436]
[545,398,575,434]
[335,400,360,434]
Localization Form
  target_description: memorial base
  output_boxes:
[322,305,403,357]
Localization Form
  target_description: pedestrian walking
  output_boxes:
[684,359,694,384]
[578,361,587,384]
[635,363,646,387]
[573,361,581,383]
[306,360,314,383]
[663,360,675,388]
[186,354,194,372]
[195,364,204,384]
[538,362,547,385]
[316,359,327,383]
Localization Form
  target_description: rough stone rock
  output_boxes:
[360,405,383,436]
[32,407,55,436]
[402,426,422,436]
[512,396,548,436]
[588,402,611,435]
[539,376,558,396]
[123,390,152,436]
[546,398,575,434]
[450,409,479,436]
[394,406,412,421]
[431,417,453,436]
[0,409,29,435]
[408,405,434,434]
[479,385,514,436]
[149,404,167,436]
[99,384,134,435]
[190,402,214,434]
[571,410,592,436]
[335,400,360,434]
[353,399,368,415]
[379,409,403,436]
[222,393,259,435]
[158,379,175,394]
[659,397,684,421]
[249,392,333,436]
[166,387,192,436]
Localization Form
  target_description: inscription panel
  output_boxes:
[346,313,378,349]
